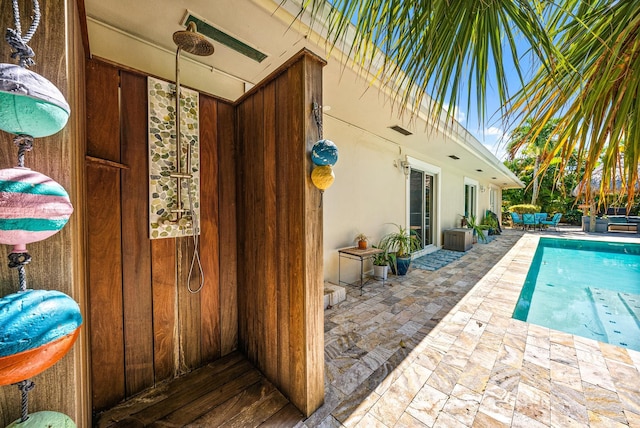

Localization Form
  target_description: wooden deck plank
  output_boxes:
[95,352,303,428]
[152,370,263,426]
[132,357,253,424]
[184,379,277,427]
[223,390,290,427]
[260,403,305,427]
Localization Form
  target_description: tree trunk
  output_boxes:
[531,156,540,205]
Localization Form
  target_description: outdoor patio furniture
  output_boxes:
[535,212,548,225]
[540,213,562,231]
[510,212,524,228]
[522,213,537,230]
[607,216,639,233]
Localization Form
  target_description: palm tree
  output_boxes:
[507,118,559,205]
[295,0,640,205]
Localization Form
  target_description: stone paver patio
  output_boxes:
[304,228,640,427]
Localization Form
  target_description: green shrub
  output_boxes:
[508,204,541,214]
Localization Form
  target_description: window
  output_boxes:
[464,177,479,219]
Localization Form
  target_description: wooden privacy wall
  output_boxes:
[236,50,326,416]
[0,0,87,426]
[85,59,237,413]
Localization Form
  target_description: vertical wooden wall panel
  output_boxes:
[0,1,87,423]
[86,61,120,161]
[217,102,238,356]
[284,60,308,413]
[236,50,326,416]
[262,83,279,382]
[86,164,125,411]
[275,73,291,395]
[302,55,325,415]
[151,238,177,383]
[120,71,154,396]
[84,59,234,413]
[177,236,202,371]
[199,95,221,362]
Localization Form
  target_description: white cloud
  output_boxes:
[484,126,504,137]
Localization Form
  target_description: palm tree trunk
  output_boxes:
[531,156,540,205]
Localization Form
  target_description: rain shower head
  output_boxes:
[173,22,214,56]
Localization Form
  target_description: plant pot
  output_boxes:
[396,256,411,275]
[357,239,367,250]
[373,264,388,280]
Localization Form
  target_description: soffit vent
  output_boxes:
[389,125,412,136]
[448,155,460,160]
[184,13,268,63]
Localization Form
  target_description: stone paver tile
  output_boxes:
[515,381,551,425]
[550,382,588,425]
[623,409,640,427]
[479,383,516,425]
[550,342,579,367]
[587,410,629,428]
[333,387,380,427]
[333,362,374,396]
[471,410,510,427]
[394,412,429,427]
[512,412,549,427]
[606,358,640,391]
[425,362,462,395]
[576,348,607,368]
[405,384,448,427]
[488,363,520,393]
[433,411,468,428]
[458,362,491,395]
[599,342,634,365]
[582,381,626,424]
[441,384,482,426]
[352,412,389,428]
[496,343,524,369]
[550,360,581,391]
[616,386,640,416]
[368,363,430,426]
[468,344,498,370]
[577,359,616,392]
[524,342,551,369]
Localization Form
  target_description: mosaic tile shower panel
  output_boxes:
[148,77,200,239]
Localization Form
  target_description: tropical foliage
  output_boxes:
[295,0,640,206]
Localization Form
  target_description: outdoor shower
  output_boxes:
[170,21,213,293]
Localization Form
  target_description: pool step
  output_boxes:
[588,287,640,350]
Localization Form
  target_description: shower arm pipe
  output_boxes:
[170,45,196,221]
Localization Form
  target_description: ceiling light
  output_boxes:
[448,155,460,160]
[476,169,483,172]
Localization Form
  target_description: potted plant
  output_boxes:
[379,224,420,275]
[371,245,389,280]
[355,233,368,249]
[466,214,489,243]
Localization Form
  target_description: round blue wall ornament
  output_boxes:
[311,139,338,166]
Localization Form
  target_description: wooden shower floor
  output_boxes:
[95,351,304,427]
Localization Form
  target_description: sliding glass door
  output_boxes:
[409,169,434,248]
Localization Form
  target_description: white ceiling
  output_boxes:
[83,0,522,188]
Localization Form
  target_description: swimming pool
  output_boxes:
[513,237,640,351]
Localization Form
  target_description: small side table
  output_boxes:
[338,247,384,294]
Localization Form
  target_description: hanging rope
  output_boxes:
[6,0,40,68]
[15,379,35,422]
[8,251,31,292]
[14,135,34,168]
[312,102,323,139]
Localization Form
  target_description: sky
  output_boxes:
[445,38,538,162]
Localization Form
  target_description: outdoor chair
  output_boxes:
[535,213,547,225]
[510,212,524,228]
[540,213,562,231]
[522,213,537,230]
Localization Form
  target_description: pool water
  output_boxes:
[513,238,640,351]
